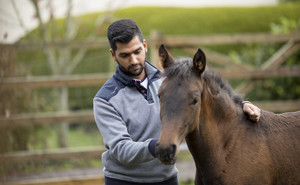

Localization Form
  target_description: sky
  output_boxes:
[0,0,278,44]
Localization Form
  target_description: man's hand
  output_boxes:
[242,102,261,123]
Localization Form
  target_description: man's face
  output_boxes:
[110,35,147,80]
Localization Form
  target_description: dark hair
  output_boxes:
[107,19,144,51]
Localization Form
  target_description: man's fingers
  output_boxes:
[250,105,261,122]
[248,107,255,115]
[250,114,259,122]
[243,103,261,123]
[244,104,254,115]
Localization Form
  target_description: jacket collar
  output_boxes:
[114,61,161,87]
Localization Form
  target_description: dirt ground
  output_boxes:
[2,160,196,184]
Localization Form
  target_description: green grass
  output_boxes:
[27,123,103,150]
[2,125,103,178]
[179,181,194,185]
[68,125,103,147]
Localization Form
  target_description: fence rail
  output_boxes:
[2,73,112,89]
[2,66,300,90]
[0,146,106,163]
[156,32,300,47]
[0,110,93,128]
[1,33,300,50]
[1,100,300,128]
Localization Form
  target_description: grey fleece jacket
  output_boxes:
[93,61,178,183]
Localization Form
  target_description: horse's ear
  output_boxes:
[159,44,174,69]
[193,48,206,76]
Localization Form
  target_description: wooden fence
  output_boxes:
[1,32,300,184]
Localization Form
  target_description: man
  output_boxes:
[93,19,261,185]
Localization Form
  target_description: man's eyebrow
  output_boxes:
[118,46,142,56]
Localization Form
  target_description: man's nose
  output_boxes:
[130,54,138,64]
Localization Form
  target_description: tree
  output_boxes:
[29,0,116,147]
[0,46,31,152]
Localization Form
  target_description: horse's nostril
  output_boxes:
[170,144,176,158]
[171,144,176,153]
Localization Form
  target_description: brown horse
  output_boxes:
[156,45,300,185]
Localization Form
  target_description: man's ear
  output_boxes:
[159,44,174,69]
[193,48,206,76]
[110,49,117,62]
[143,39,148,53]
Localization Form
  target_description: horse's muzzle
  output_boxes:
[155,143,177,165]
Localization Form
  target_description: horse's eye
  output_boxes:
[191,98,199,105]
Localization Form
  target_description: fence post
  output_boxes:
[150,30,163,69]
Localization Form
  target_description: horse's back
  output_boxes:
[259,110,300,135]
[259,110,300,184]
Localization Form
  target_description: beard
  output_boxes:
[117,60,145,77]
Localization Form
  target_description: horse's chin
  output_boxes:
[158,157,176,165]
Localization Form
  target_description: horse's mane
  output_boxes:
[162,58,243,105]
[203,68,243,105]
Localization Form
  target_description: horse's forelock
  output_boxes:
[162,58,193,79]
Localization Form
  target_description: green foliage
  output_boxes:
[247,77,300,101]
[270,16,300,34]
[228,44,279,66]
[229,16,300,102]
[112,4,300,35]
[279,0,300,3]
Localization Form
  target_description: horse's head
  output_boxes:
[156,45,206,165]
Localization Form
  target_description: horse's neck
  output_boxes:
[204,84,243,133]
[186,87,242,167]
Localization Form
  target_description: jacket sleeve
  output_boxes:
[93,97,157,165]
